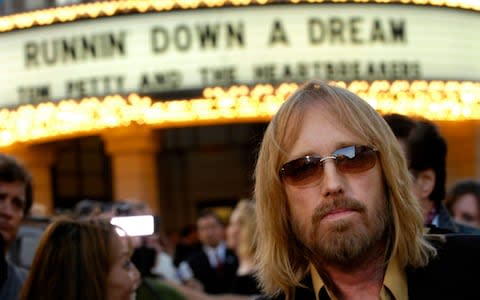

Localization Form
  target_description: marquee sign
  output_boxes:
[0,4,479,107]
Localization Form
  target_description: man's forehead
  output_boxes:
[198,215,221,225]
[0,181,26,196]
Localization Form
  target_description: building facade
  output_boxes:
[0,0,479,231]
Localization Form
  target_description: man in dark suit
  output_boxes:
[173,224,202,267]
[178,209,238,294]
[253,80,480,300]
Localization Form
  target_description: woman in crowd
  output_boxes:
[445,178,480,229]
[19,217,141,300]
[225,199,260,295]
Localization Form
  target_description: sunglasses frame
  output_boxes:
[279,145,379,186]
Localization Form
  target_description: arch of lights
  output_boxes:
[0,0,479,33]
[0,1,479,149]
[1,80,479,149]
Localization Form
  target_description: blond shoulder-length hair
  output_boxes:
[234,199,257,260]
[254,79,437,299]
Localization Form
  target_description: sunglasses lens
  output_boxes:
[280,146,377,186]
[280,157,322,186]
[336,146,377,173]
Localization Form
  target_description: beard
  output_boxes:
[292,196,391,267]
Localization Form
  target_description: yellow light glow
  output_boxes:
[0,80,479,149]
[0,0,478,33]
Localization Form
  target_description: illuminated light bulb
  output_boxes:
[151,0,175,11]
[85,4,101,18]
[413,0,429,4]
[445,0,460,7]
[231,0,252,5]
[135,1,151,13]
[177,0,200,9]
[102,3,118,16]
[1,80,480,149]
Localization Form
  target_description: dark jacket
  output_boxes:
[407,234,480,299]
[186,247,238,294]
[435,204,480,235]
[255,234,480,300]
[0,234,6,286]
[0,260,28,300]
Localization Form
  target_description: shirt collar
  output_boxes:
[310,255,407,300]
[203,242,227,266]
[203,242,226,253]
[311,264,334,300]
[383,255,408,300]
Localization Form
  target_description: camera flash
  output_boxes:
[110,215,155,236]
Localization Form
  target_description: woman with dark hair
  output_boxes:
[19,217,141,300]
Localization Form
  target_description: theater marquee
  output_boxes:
[0,4,479,107]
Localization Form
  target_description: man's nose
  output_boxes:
[320,160,344,197]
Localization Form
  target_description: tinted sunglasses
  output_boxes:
[279,145,378,186]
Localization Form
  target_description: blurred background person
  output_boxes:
[164,199,261,300]
[178,209,238,294]
[0,153,33,300]
[224,199,260,295]
[148,232,179,283]
[72,198,103,220]
[173,224,201,268]
[383,113,480,234]
[131,238,186,300]
[445,178,480,229]
[111,200,186,300]
[19,217,140,300]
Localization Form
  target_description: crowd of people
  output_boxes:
[0,150,262,299]
[1,79,480,299]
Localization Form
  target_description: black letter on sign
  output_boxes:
[268,19,289,46]
[308,18,325,45]
[152,27,169,53]
[25,42,39,68]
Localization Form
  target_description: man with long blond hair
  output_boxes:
[254,79,480,300]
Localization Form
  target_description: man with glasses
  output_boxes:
[383,113,480,235]
[254,79,480,299]
[0,153,33,300]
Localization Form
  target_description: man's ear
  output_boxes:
[414,169,436,199]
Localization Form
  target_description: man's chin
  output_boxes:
[316,218,356,235]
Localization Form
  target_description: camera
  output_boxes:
[110,215,160,237]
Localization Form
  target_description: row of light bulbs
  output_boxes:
[0,0,479,33]
[0,80,479,149]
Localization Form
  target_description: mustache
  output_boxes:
[311,197,366,224]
